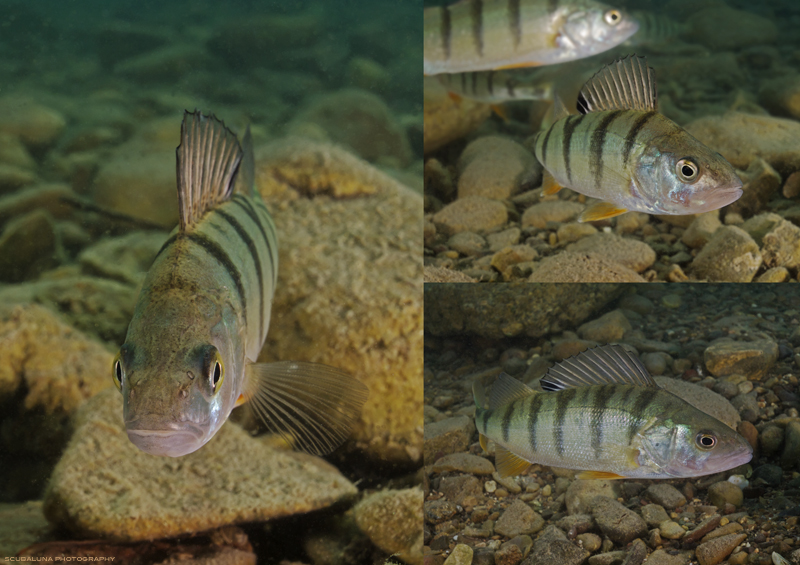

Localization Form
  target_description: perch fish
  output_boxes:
[424,0,638,75]
[113,111,368,457]
[533,54,743,221]
[474,344,753,479]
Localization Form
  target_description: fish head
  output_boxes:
[113,292,244,457]
[637,411,753,478]
[558,3,639,57]
[636,134,743,215]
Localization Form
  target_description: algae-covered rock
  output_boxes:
[424,282,622,339]
[255,139,422,465]
[566,233,656,274]
[0,209,61,282]
[689,226,762,282]
[424,79,492,154]
[43,388,358,541]
[78,231,169,286]
[353,487,423,565]
[456,136,540,200]
[704,339,778,381]
[0,501,51,558]
[0,97,66,147]
[527,252,647,283]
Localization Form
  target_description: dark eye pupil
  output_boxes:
[682,165,694,177]
[115,361,122,382]
[213,362,221,386]
[701,436,714,446]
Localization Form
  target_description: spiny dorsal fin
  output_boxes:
[243,361,368,456]
[576,54,657,114]
[540,344,658,391]
[233,125,255,196]
[177,110,243,231]
[488,373,535,409]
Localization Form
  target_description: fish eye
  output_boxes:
[695,432,717,450]
[676,158,699,183]
[208,352,224,394]
[604,9,622,25]
[112,352,124,391]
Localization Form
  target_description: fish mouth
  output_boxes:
[125,420,206,457]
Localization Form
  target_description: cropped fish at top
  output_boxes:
[113,111,368,457]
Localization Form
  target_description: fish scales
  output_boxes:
[437,69,553,104]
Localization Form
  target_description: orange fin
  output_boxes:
[541,170,563,195]
[494,445,531,477]
[235,394,247,407]
[447,91,463,103]
[491,104,509,122]
[575,470,627,480]
[579,201,628,222]
[496,61,542,70]
[479,433,488,452]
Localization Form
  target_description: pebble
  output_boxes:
[658,520,686,540]
[740,212,783,246]
[681,212,722,249]
[565,480,621,515]
[588,550,628,565]
[702,522,744,543]
[448,231,487,256]
[618,294,654,316]
[485,480,497,494]
[591,496,648,545]
[423,416,476,464]
[642,504,671,528]
[353,488,423,565]
[487,228,521,251]
[689,226,762,282]
[0,209,60,283]
[433,196,509,236]
[432,453,496,475]
[760,425,785,455]
[491,245,537,278]
[683,515,722,544]
[457,136,539,200]
[695,533,747,565]
[566,233,656,273]
[495,535,532,565]
[644,549,694,565]
[528,252,646,282]
[577,533,602,552]
[644,484,687,510]
[704,339,778,380]
[494,499,545,537]
[444,544,474,565]
[527,538,588,565]
[0,97,66,147]
[577,310,632,343]
[707,481,744,509]
[557,222,598,243]
[781,421,800,470]
[643,352,668,375]
[520,201,585,229]
[762,220,800,270]
[731,157,782,217]
[439,476,484,506]
[424,86,492,153]
[784,170,800,198]
[492,473,522,494]
[623,539,648,565]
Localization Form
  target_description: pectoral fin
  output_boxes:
[542,170,563,195]
[578,201,628,222]
[491,104,509,122]
[496,61,542,70]
[494,445,532,477]
[575,471,627,480]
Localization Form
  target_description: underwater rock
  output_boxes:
[0,131,36,170]
[423,80,492,154]
[527,252,646,283]
[0,501,51,558]
[557,222,598,244]
[729,158,781,218]
[738,212,782,247]
[424,283,621,340]
[423,265,476,283]
[0,163,36,194]
[0,97,66,148]
[565,479,621,515]
[566,233,656,274]
[707,481,743,509]
[704,340,778,381]
[353,487,423,565]
[78,231,169,286]
[114,44,213,82]
[256,139,422,465]
[433,196,508,236]
[423,416,475,464]
[694,532,746,565]
[755,266,789,282]
[784,171,800,199]
[689,226,762,282]
[288,88,412,167]
[346,56,391,92]
[686,6,776,50]
[0,209,61,282]
[520,201,584,230]
[685,112,800,177]
[761,220,800,271]
[781,422,800,470]
[448,231,488,256]
[577,310,631,344]
[591,496,648,545]
[759,74,800,121]
[43,388,358,542]
[645,484,687,510]
[456,136,540,200]
[494,499,545,537]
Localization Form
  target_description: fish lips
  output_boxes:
[125,419,206,457]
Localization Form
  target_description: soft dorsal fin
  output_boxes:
[488,373,535,409]
[540,344,658,391]
[576,54,657,114]
[176,110,243,231]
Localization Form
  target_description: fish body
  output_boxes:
[114,111,367,457]
[436,69,553,104]
[424,0,638,75]
[627,10,687,48]
[474,345,753,479]
[533,55,742,222]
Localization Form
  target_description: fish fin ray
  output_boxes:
[579,201,628,222]
[540,344,657,391]
[496,61,543,70]
[491,104,509,122]
[233,125,255,196]
[235,393,246,407]
[479,433,488,452]
[541,169,563,195]
[488,373,535,409]
[243,361,368,456]
[494,445,531,477]
[177,110,243,231]
[575,471,627,480]
[577,54,657,114]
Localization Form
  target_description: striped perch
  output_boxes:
[436,69,553,104]
[423,0,638,75]
[474,345,752,479]
[113,111,367,458]
[532,54,742,222]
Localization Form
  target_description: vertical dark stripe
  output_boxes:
[481,409,491,431]
[507,78,517,98]
[562,114,586,185]
[554,388,577,457]
[471,72,478,96]
[618,385,636,407]
[184,233,246,322]
[539,121,555,168]
[153,233,179,262]
[527,393,544,453]
[622,111,657,168]
[590,110,623,191]
[231,194,276,281]
[461,71,467,94]
[216,209,265,343]
[590,385,617,460]
[501,401,515,443]
[471,0,483,57]
[487,71,495,96]
[627,388,659,443]
[440,6,452,60]
[509,0,522,48]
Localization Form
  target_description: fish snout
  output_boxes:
[125,417,206,457]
